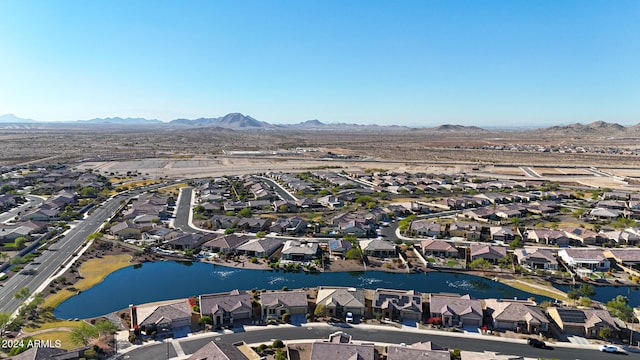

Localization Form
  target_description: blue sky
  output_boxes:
[0,0,638,126]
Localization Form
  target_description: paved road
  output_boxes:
[0,195,45,223]
[520,167,542,178]
[0,193,132,315]
[173,187,201,234]
[124,324,635,360]
[257,176,298,202]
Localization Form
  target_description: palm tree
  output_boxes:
[0,252,8,263]
[13,287,30,301]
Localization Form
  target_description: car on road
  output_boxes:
[345,312,354,323]
[527,338,546,348]
[599,345,619,353]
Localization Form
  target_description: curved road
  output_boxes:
[124,324,635,360]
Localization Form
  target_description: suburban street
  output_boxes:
[123,324,636,360]
[0,193,132,315]
[0,195,45,223]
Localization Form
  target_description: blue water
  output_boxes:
[554,283,640,307]
[54,261,553,319]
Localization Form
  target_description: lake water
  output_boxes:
[54,261,554,319]
[554,283,640,307]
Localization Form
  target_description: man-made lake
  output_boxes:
[554,283,640,307]
[55,261,554,319]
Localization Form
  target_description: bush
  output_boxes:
[282,313,291,323]
[272,339,284,348]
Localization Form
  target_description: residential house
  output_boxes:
[260,290,308,321]
[469,243,507,263]
[484,299,549,333]
[208,215,240,230]
[386,342,450,360]
[281,240,320,261]
[8,347,85,360]
[235,237,282,258]
[359,239,396,258]
[590,207,620,220]
[428,294,483,327]
[448,222,482,241]
[420,239,459,258]
[269,217,308,235]
[489,226,515,242]
[525,229,571,246]
[187,341,255,360]
[110,221,142,240]
[318,195,343,209]
[327,239,353,258]
[563,227,598,245]
[0,225,33,243]
[129,300,192,337]
[598,230,640,246]
[315,287,365,320]
[547,307,618,338]
[603,249,640,270]
[373,289,422,322]
[201,234,252,254]
[558,249,610,272]
[199,290,252,328]
[410,220,442,237]
[309,333,375,360]
[163,233,209,251]
[235,217,272,233]
[515,248,558,270]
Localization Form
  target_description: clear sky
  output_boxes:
[0,0,638,126]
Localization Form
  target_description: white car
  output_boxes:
[345,312,354,323]
[599,344,618,353]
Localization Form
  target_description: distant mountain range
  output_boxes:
[0,113,638,135]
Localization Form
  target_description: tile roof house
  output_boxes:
[327,239,353,258]
[558,249,610,271]
[201,234,252,254]
[409,220,442,237]
[563,227,598,245]
[515,248,558,270]
[489,226,515,242]
[199,290,252,329]
[130,300,191,337]
[386,342,450,360]
[9,346,84,360]
[269,216,308,235]
[525,229,572,246]
[162,233,210,251]
[373,289,423,322]
[235,237,282,258]
[281,240,320,261]
[420,239,459,258]
[469,243,507,263]
[187,341,253,360]
[598,230,640,246]
[359,239,396,258]
[310,332,376,360]
[547,307,618,338]
[260,290,308,321]
[603,248,640,270]
[428,294,483,327]
[235,217,272,232]
[316,286,366,320]
[110,221,142,239]
[484,299,549,333]
[448,222,482,241]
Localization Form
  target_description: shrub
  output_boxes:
[272,339,284,348]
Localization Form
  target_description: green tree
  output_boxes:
[579,297,592,308]
[13,287,30,301]
[272,339,284,348]
[578,284,596,297]
[509,236,523,249]
[599,326,613,340]
[0,312,10,336]
[94,320,118,336]
[14,237,27,250]
[468,258,492,270]
[80,186,97,197]
[238,208,253,218]
[314,304,326,318]
[0,252,9,262]
[199,315,212,325]
[255,231,266,238]
[70,322,99,346]
[224,228,236,234]
[606,295,633,321]
[567,289,580,302]
[193,205,205,213]
[345,248,363,260]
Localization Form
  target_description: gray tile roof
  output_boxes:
[316,287,365,309]
[199,290,251,317]
[261,290,308,308]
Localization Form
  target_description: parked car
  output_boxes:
[346,312,354,323]
[527,338,545,348]
[599,345,619,353]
